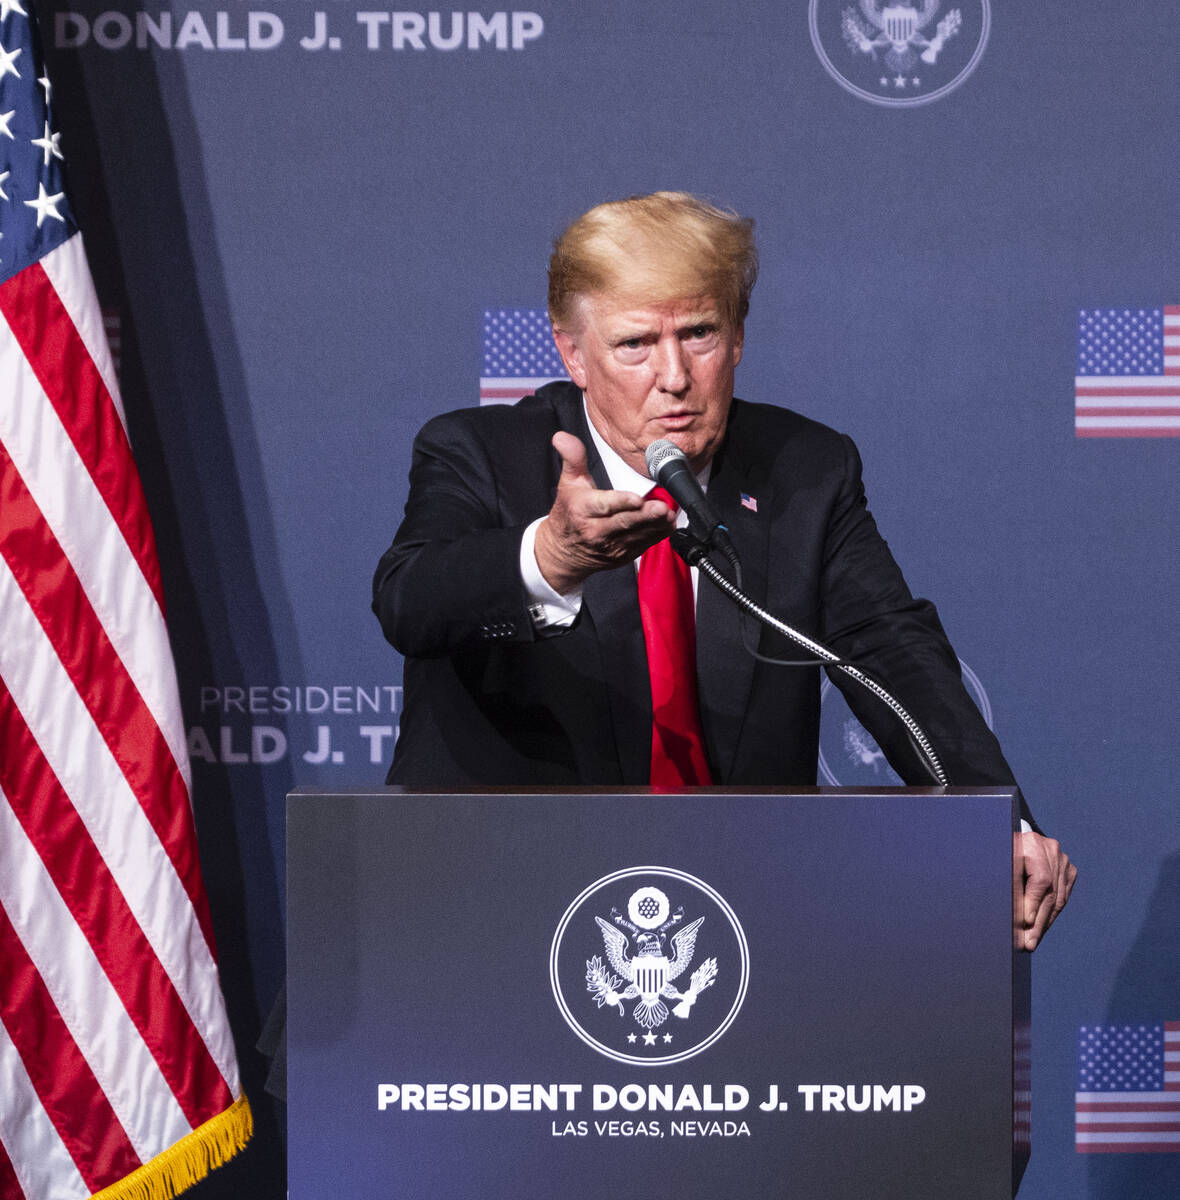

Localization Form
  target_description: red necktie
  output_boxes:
[637,487,713,788]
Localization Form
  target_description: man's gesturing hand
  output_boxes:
[1014,831,1077,951]
[534,432,676,595]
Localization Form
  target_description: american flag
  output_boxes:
[1014,1019,1031,1153]
[0,6,250,1198]
[1075,1023,1180,1153]
[1075,307,1180,437]
[480,307,567,405]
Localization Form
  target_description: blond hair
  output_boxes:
[548,192,758,330]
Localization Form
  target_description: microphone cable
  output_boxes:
[671,531,948,788]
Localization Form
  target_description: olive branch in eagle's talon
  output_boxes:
[586,955,629,1016]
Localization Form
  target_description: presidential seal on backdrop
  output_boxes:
[818,659,994,784]
[550,867,749,1066]
[809,1,990,108]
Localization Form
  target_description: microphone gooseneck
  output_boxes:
[647,442,948,788]
[677,538,949,788]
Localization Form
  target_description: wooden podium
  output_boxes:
[287,787,1029,1199]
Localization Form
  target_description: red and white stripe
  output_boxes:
[1166,307,1180,373]
[0,233,242,1195]
[1013,1021,1031,1151]
[1076,1023,1180,1154]
[479,375,565,406]
[1076,306,1180,437]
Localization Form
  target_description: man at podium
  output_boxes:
[372,191,1074,950]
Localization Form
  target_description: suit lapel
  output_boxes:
[696,423,770,782]
[549,387,770,786]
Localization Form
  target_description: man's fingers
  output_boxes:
[536,441,676,592]
[610,495,673,529]
[1022,834,1057,924]
[551,434,672,533]
[1046,860,1078,930]
[1015,832,1077,951]
[1025,891,1055,949]
[568,493,674,553]
[1028,882,1059,948]
[1023,871,1051,927]
[1020,839,1055,950]
[550,433,670,515]
[552,432,592,484]
[577,487,647,519]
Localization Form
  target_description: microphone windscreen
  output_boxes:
[644,439,687,481]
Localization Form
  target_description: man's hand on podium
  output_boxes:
[1014,832,1077,951]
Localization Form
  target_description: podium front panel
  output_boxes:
[287,788,1026,1199]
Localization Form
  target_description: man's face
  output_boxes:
[552,292,744,476]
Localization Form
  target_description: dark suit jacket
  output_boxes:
[373,382,1029,819]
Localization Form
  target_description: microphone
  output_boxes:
[644,439,736,561]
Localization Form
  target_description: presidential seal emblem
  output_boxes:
[818,658,994,785]
[550,867,749,1066]
[809,1,990,108]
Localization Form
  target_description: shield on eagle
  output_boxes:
[882,5,919,44]
[634,955,670,999]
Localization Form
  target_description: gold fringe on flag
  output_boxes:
[90,1095,254,1200]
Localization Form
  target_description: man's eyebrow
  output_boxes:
[607,322,655,341]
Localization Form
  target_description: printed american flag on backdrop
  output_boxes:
[1014,1020,1031,1153]
[480,307,567,405]
[0,6,250,1198]
[1075,1023,1180,1153]
[1075,307,1180,437]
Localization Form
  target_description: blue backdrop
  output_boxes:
[37,1,1180,1194]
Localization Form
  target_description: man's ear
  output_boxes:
[552,327,588,390]
[732,322,744,368]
